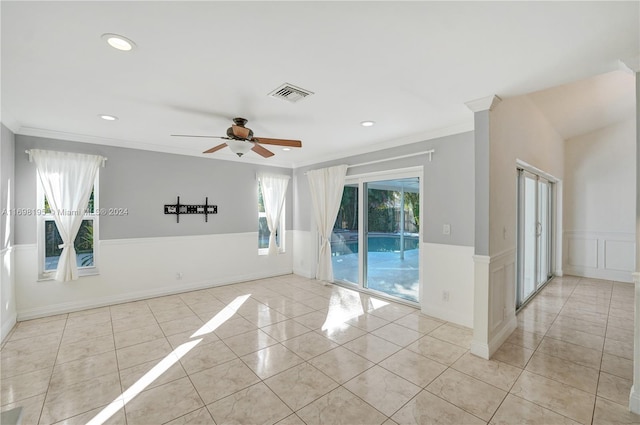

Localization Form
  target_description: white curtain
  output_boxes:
[258,173,290,255]
[307,164,348,281]
[31,149,103,282]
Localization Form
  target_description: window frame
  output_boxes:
[37,173,100,280]
[257,179,286,255]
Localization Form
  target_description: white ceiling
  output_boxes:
[2,1,638,168]
[528,70,636,141]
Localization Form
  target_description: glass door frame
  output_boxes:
[516,168,554,310]
[332,167,424,307]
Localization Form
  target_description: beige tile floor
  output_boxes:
[1,274,638,424]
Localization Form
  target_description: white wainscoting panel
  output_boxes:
[487,249,517,355]
[568,238,598,268]
[605,240,635,272]
[14,232,293,320]
[422,243,474,328]
[292,230,316,279]
[472,248,517,359]
[565,231,635,282]
[1,247,17,342]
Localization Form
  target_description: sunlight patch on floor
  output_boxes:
[87,294,250,425]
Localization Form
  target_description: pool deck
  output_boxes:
[332,248,419,302]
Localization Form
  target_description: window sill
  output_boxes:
[38,268,100,282]
[258,249,285,256]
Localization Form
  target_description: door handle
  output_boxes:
[536,222,542,236]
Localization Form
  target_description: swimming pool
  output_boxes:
[331,234,419,256]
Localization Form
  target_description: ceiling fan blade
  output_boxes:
[253,137,302,148]
[172,134,227,139]
[232,125,251,139]
[251,143,275,158]
[203,143,228,154]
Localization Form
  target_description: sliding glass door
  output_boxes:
[517,169,553,309]
[332,171,421,304]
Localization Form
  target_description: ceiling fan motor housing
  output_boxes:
[227,117,253,140]
[226,126,254,140]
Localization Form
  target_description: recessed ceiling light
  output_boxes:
[101,33,136,51]
[360,121,375,127]
[282,148,291,151]
[99,114,118,121]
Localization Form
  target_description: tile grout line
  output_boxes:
[498,277,594,423]
[108,305,128,425]
[591,279,614,424]
[36,313,68,425]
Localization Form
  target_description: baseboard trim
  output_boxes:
[17,269,293,321]
[470,313,517,360]
[293,267,314,279]
[630,385,640,414]
[1,313,17,343]
[564,265,633,283]
[470,340,490,359]
[422,302,472,328]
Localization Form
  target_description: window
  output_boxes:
[258,181,285,254]
[37,175,99,279]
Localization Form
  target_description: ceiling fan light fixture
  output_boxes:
[227,140,253,157]
[361,121,375,127]
[101,33,136,51]
[99,114,118,121]
[282,148,291,151]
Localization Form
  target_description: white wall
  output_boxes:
[422,243,474,327]
[472,94,565,358]
[292,229,316,279]
[564,119,636,281]
[490,95,565,256]
[15,232,293,319]
[1,124,17,341]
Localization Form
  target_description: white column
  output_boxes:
[620,57,640,415]
[466,95,503,359]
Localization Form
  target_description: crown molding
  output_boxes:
[619,56,640,73]
[15,120,476,171]
[292,120,473,169]
[465,95,502,113]
[1,119,20,134]
[14,126,295,168]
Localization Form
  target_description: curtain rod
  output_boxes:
[25,150,108,167]
[303,149,434,175]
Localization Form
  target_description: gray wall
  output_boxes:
[15,136,293,243]
[1,125,15,250]
[474,110,490,256]
[294,131,475,247]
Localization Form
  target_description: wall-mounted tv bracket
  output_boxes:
[164,196,217,223]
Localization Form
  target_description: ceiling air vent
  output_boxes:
[268,83,314,103]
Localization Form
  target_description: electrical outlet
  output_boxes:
[176,272,183,280]
[442,290,450,302]
[443,224,451,235]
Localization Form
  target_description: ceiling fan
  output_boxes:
[172,117,302,158]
